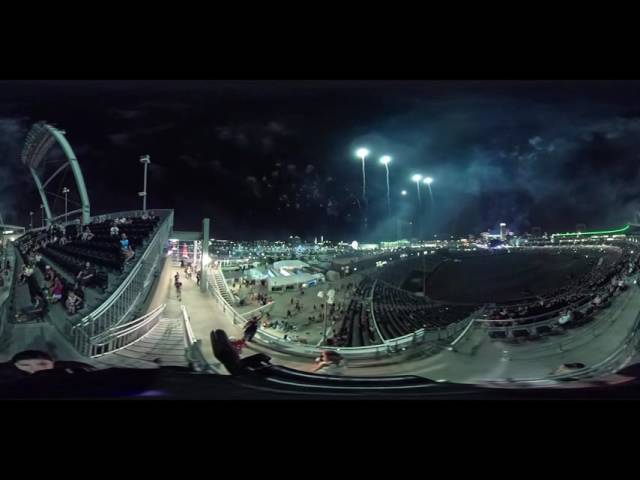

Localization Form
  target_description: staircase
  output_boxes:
[212,268,236,305]
[91,317,189,369]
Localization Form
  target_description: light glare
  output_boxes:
[356,148,369,158]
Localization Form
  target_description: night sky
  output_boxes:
[2,80,640,241]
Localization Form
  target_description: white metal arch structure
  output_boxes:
[21,122,91,225]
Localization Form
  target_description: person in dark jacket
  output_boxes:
[243,317,259,342]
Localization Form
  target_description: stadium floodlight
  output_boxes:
[423,177,433,185]
[401,190,407,196]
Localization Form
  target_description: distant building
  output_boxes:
[499,223,507,241]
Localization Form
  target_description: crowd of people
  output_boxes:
[11,214,158,322]
[484,244,640,331]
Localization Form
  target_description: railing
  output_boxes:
[181,304,213,372]
[89,303,166,357]
[0,244,18,340]
[481,310,640,385]
[206,266,473,361]
[58,209,174,355]
[213,267,237,304]
[239,302,274,318]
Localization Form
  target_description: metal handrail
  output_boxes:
[481,311,640,384]
[214,267,237,304]
[88,304,166,357]
[75,209,173,328]
[181,304,197,347]
[0,244,18,340]
[91,303,166,342]
[180,304,213,372]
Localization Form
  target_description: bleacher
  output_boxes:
[372,281,476,340]
[11,215,159,326]
[334,278,378,347]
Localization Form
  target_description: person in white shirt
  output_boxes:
[110,224,119,237]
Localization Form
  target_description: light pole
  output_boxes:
[411,174,422,203]
[40,204,44,228]
[423,177,433,202]
[139,155,151,212]
[62,187,70,224]
[411,175,422,239]
[356,148,369,201]
[29,211,34,230]
[356,148,370,234]
[423,177,433,240]
[380,156,392,214]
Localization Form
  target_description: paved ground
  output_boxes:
[230,271,365,344]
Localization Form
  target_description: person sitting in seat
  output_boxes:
[44,265,54,286]
[65,290,83,315]
[18,265,31,285]
[110,222,119,237]
[81,227,94,241]
[72,282,85,301]
[77,262,96,287]
[50,276,64,303]
[120,233,135,262]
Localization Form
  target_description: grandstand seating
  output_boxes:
[334,278,377,347]
[10,216,159,325]
[371,281,476,340]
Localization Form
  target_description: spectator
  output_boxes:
[50,276,64,303]
[243,317,259,342]
[110,223,119,237]
[44,265,54,285]
[120,233,134,261]
[312,350,342,373]
[81,227,94,241]
[77,262,96,287]
[65,290,83,315]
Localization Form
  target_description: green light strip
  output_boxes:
[553,224,630,237]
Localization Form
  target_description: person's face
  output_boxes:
[15,358,54,374]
